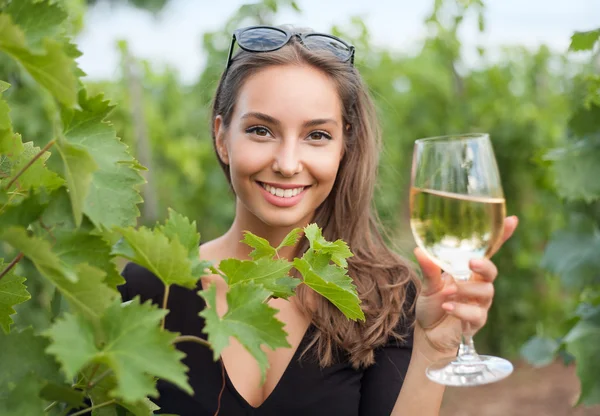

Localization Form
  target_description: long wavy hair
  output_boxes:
[211,30,420,369]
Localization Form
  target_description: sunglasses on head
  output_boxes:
[225,25,356,70]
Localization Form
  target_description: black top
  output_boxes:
[118,262,414,416]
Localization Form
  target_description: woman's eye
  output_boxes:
[308,131,332,141]
[246,126,271,137]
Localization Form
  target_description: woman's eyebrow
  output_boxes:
[241,112,339,128]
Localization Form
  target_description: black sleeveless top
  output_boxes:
[118,262,414,416]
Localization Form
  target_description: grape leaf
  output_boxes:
[0,14,78,107]
[0,226,119,321]
[56,140,98,227]
[277,227,303,250]
[564,306,600,405]
[0,189,49,228]
[5,0,68,53]
[53,231,124,290]
[5,140,64,192]
[541,222,600,289]
[199,283,289,382]
[88,372,160,416]
[546,140,600,202]
[0,328,63,414]
[520,336,559,367]
[45,298,191,403]
[39,382,85,409]
[219,257,299,299]
[0,260,31,333]
[0,226,77,283]
[112,226,199,289]
[304,223,353,267]
[241,232,276,260]
[0,371,46,416]
[294,251,364,321]
[569,29,600,52]
[157,208,210,277]
[61,91,145,229]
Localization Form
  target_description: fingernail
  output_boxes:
[442,302,454,311]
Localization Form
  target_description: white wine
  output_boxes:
[410,188,505,280]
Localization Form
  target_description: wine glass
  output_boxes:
[409,133,512,386]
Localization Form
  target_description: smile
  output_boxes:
[260,182,306,198]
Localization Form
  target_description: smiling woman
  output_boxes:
[118,24,517,416]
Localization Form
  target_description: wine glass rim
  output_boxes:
[415,133,490,144]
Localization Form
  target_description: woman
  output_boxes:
[119,25,518,416]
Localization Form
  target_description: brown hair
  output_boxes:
[211,32,420,368]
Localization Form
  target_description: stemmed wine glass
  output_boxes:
[409,133,513,386]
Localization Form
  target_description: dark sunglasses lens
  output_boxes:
[303,35,352,60]
[238,27,288,51]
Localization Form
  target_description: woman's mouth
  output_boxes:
[256,181,311,207]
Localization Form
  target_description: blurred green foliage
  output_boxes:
[2,0,598,402]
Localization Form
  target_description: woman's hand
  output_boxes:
[413,216,519,358]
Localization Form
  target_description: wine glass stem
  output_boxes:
[457,321,480,361]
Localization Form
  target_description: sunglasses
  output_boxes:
[225,25,355,70]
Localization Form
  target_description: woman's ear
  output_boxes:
[214,115,230,165]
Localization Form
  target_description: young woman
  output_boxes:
[119,25,518,416]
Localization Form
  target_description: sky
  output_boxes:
[75,0,599,84]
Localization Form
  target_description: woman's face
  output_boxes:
[215,64,345,228]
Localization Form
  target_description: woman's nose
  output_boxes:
[272,141,303,177]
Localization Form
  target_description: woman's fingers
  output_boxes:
[414,247,444,296]
[488,216,519,257]
[469,258,498,282]
[441,301,488,330]
[448,281,495,308]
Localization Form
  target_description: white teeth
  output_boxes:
[261,183,305,198]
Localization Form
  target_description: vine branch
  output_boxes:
[69,400,116,416]
[0,252,24,282]
[173,335,211,349]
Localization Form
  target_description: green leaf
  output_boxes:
[199,283,289,382]
[242,231,277,260]
[157,208,209,278]
[569,29,600,52]
[0,327,62,385]
[45,298,191,403]
[112,226,198,289]
[4,140,64,192]
[0,371,46,415]
[304,223,353,267]
[564,306,600,405]
[219,257,299,299]
[61,91,145,229]
[520,336,559,367]
[0,226,77,283]
[276,227,303,250]
[0,328,63,414]
[545,139,600,202]
[294,251,364,321]
[0,14,78,107]
[88,372,160,416]
[56,140,98,227]
[0,189,49,229]
[53,231,124,290]
[542,221,600,289]
[0,260,31,333]
[39,382,85,408]
[158,208,200,256]
[5,0,68,53]
[0,227,119,322]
